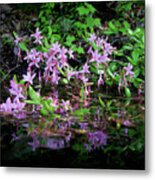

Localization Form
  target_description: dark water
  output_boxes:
[0,98,145,169]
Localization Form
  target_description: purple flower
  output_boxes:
[24,49,37,62]
[79,122,88,130]
[124,63,134,78]
[90,50,100,62]
[0,97,13,113]
[14,36,22,45]
[61,99,71,111]
[68,49,74,59]
[65,132,72,143]
[82,63,90,74]
[59,47,68,67]
[13,98,26,112]
[80,74,88,84]
[84,143,92,152]
[9,80,25,100]
[29,57,40,68]
[87,131,107,150]
[28,136,40,151]
[124,128,128,136]
[97,72,104,87]
[104,41,114,55]
[46,138,65,150]
[88,33,97,42]
[67,70,75,80]
[87,47,93,54]
[13,111,27,119]
[23,72,36,85]
[99,53,108,65]
[96,37,103,47]
[51,70,60,85]
[51,42,61,54]
[122,120,133,127]
[31,28,43,45]
[12,133,21,141]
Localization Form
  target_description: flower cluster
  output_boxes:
[85,131,107,151]
[0,29,136,152]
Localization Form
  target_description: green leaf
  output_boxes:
[94,18,101,26]
[19,42,28,51]
[73,108,90,117]
[132,50,139,64]
[108,21,117,32]
[98,97,105,108]
[13,31,18,38]
[40,108,48,116]
[42,100,55,113]
[62,78,69,84]
[107,68,115,79]
[85,3,96,13]
[123,21,130,29]
[77,6,89,16]
[29,86,40,104]
[125,87,131,98]
[25,100,39,105]
[57,66,65,76]
[76,46,84,54]
[116,122,121,129]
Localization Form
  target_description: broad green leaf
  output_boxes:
[73,108,90,117]
[125,87,131,98]
[25,100,39,105]
[40,108,48,116]
[77,6,89,16]
[19,42,28,51]
[29,86,40,104]
[132,50,139,64]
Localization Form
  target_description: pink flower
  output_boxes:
[51,70,60,85]
[14,36,22,45]
[23,72,36,85]
[13,98,26,112]
[82,63,90,74]
[59,47,68,67]
[51,42,61,54]
[87,47,93,54]
[88,33,97,42]
[68,49,74,59]
[80,75,88,84]
[124,63,134,78]
[0,97,13,113]
[90,50,100,62]
[98,72,104,87]
[24,49,40,62]
[61,100,71,111]
[31,28,43,45]
[104,41,114,55]
[9,80,25,100]
[99,53,108,65]
[67,70,75,80]
[96,37,103,47]
[29,57,40,68]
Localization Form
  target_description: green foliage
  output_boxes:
[27,86,41,105]
[35,2,101,54]
[98,97,105,108]
[125,87,131,98]
[103,1,144,91]
[72,108,90,121]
